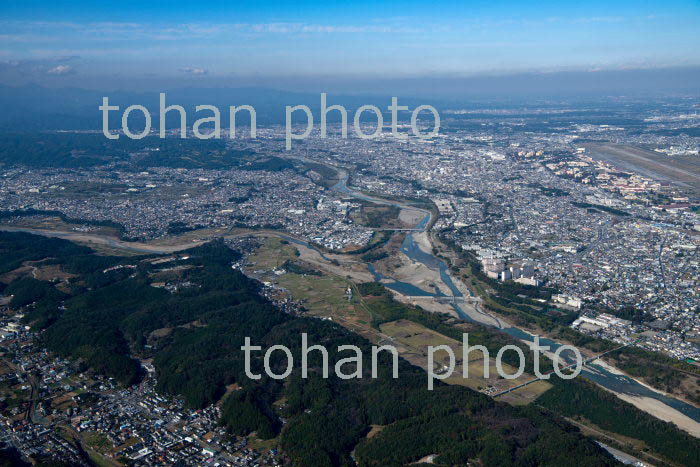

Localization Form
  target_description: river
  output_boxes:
[331,171,700,426]
[4,170,699,428]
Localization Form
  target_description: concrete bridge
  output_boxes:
[403,295,482,305]
[491,342,634,398]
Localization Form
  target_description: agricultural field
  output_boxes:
[380,319,551,404]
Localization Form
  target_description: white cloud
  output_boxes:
[237,22,421,34]
[46,64,74,75]
[178,67,208,75]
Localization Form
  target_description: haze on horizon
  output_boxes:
[1,0,699,96]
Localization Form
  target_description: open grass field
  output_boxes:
[350,205,403,229]
[246,236,298,269]
[82,431,114,454]
[380,319,551,403]
[245,237,375,332]
[0,261,77,285]
[281,273,357,315]
[247,237,551,405]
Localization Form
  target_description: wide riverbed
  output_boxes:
[331,172,700,430]
[4,169,699,432]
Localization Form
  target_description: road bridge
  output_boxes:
[491,342,633,398]
[402,295,482,304]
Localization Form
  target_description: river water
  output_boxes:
[331,173,700,424]
[7,173,698,425]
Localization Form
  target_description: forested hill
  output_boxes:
[0,231,622,466]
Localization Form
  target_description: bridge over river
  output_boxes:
[491,342,634,398]
[402,295,482,305]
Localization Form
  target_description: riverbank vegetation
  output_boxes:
[436,231,700,406]
[0,231,626,466]
[538,377,700,466]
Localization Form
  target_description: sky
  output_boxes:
[1,0,699,92]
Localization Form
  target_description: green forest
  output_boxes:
[538,378,700,466]
[1,231,697,466]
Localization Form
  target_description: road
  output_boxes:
[492,342,632,398]
[24,373,39,422]
[569,218,611,269]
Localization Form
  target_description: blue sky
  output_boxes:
[1,0,699,89]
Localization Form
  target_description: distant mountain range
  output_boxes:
[0,84,432,130]
[1,66,699,131]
